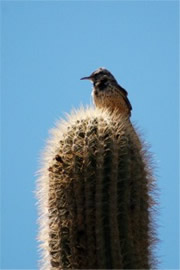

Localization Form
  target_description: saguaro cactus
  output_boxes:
[37,107,157,270]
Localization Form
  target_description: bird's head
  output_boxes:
[81,68,117,87]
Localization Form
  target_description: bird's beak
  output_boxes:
[80,76,92,80]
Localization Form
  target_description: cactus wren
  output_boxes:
[81,67,132,117]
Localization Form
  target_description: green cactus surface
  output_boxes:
[37,107,157,270]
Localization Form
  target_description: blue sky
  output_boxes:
[1,1,179,269]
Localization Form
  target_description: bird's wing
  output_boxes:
[118,85,132,112]
[118,85,128,95]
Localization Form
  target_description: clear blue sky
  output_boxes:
[1,1,179,269]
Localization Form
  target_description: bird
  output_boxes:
[81,67,132,117]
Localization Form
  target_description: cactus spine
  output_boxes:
[37,107,157,269]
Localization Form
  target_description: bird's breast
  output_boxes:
[92,87,130,116]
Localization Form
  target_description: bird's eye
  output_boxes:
[101,78,108,83]
[94,74,99,79]
[98,78,108,90]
